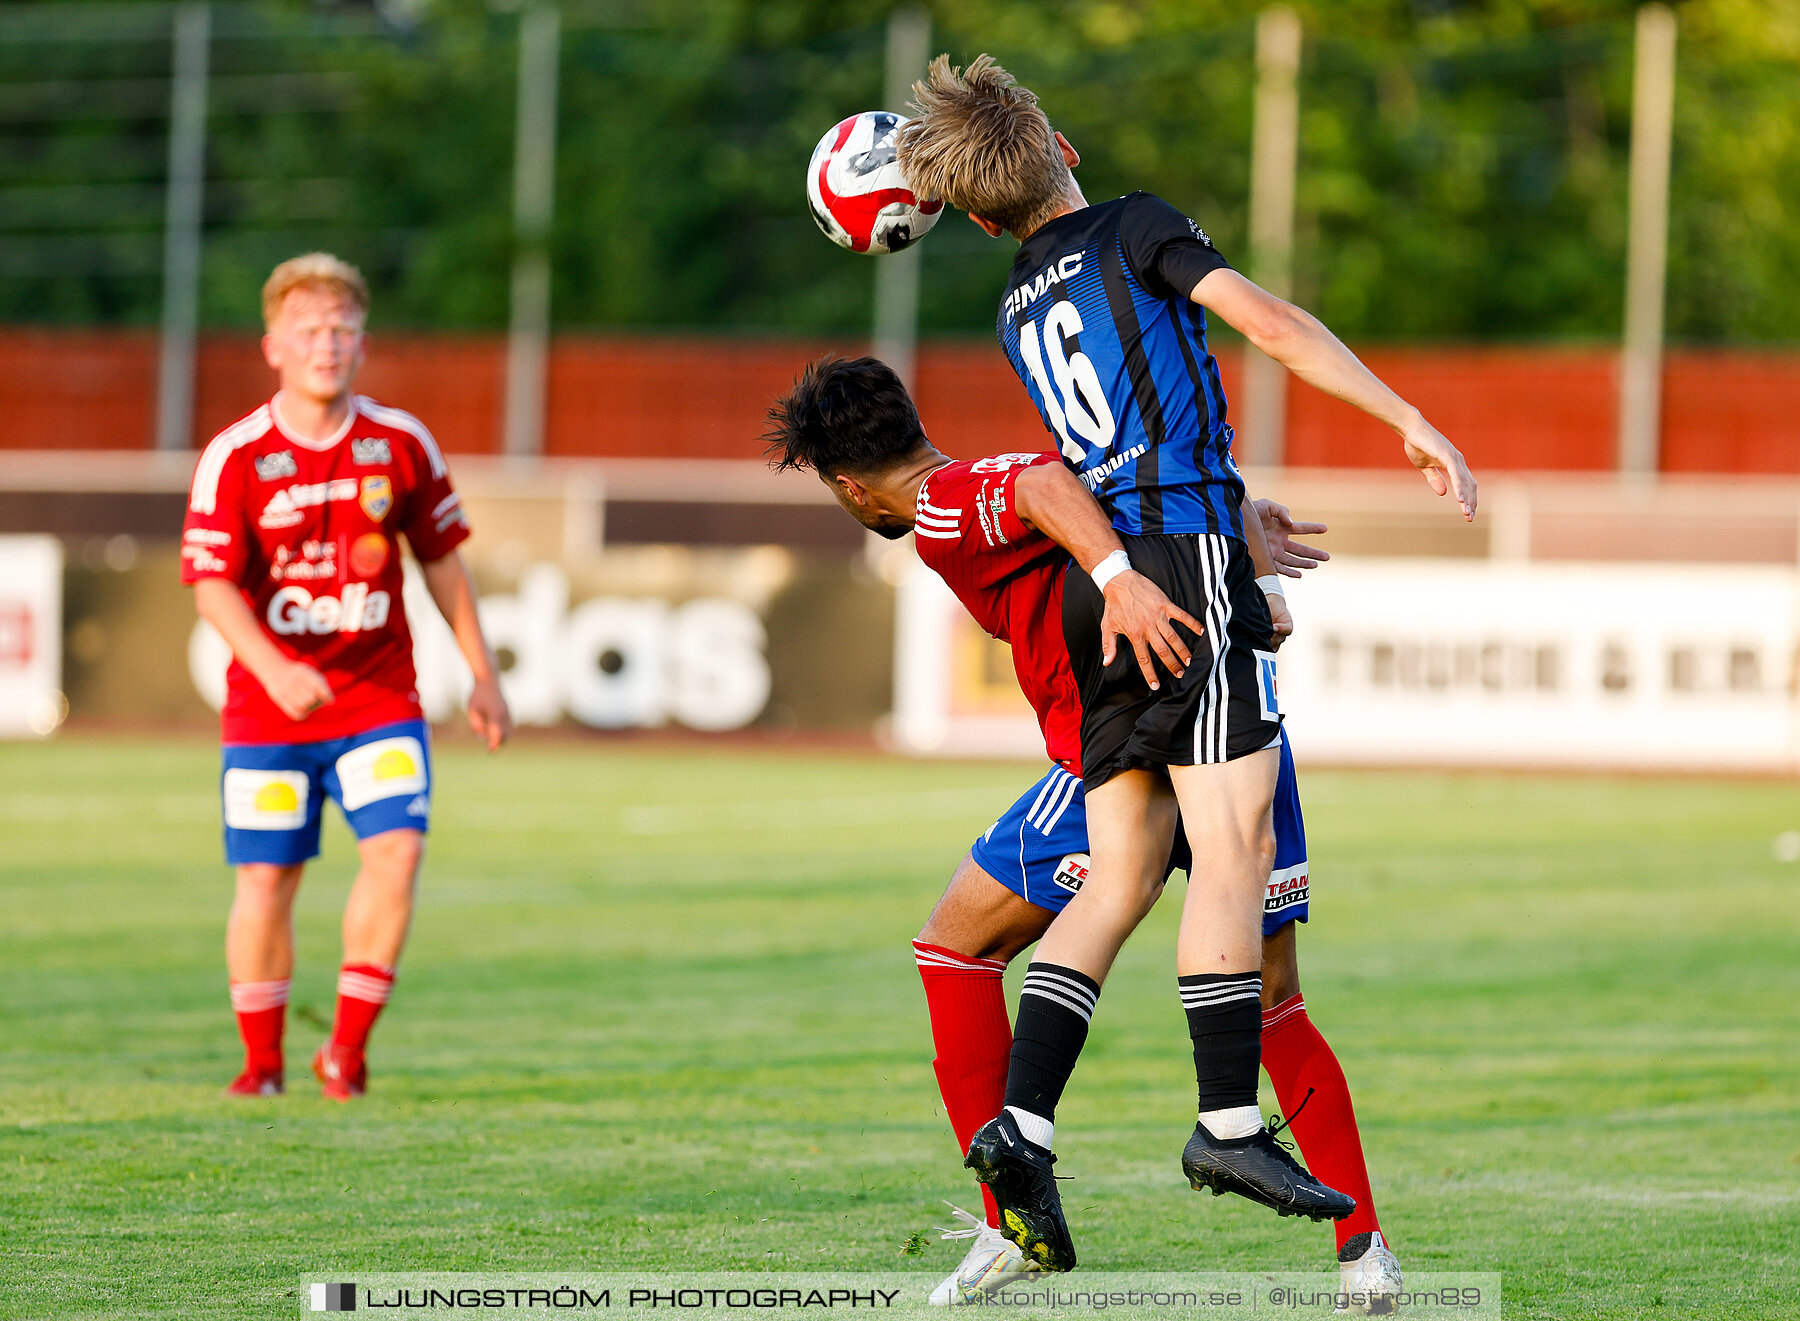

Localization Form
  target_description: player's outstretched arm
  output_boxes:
[420,550,512,751]
[1192,269,1478,521]
[1013,461,1204,690]
[192,577,334,721]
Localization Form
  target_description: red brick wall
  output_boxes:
[1282,347,1620,472]
[1660,351,1800,474]
[4,328,1798,474]
[0,329,159,450]
[544,336,835,459]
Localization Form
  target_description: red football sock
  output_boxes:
[330,963,395,1054]
[229,978,290,1074]
[915,940,1012,1229]
[1261,993,1383,1249]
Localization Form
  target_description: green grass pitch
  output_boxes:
[2,734,1796,1318]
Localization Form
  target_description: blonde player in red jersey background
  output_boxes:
[181,253,511,1100]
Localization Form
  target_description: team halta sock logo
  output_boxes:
[1051,852,1089,894]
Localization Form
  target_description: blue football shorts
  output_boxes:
[219,718,432,866]
[968,726,1309,937]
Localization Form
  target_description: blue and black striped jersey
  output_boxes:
[997,192,1241,539]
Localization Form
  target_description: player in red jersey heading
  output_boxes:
[181,253,511,1100]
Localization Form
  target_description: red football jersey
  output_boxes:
[914,453,1082,771]
[181,394,471,745]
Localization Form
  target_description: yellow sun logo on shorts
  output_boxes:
[254,782,299,813]
[373,749,417,781]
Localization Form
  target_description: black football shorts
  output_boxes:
[1063,531,1282,791]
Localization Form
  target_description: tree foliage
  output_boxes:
[1,0,1796,342]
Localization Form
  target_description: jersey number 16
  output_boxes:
[1018,300,1117,464]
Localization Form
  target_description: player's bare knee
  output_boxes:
[358,829,424,884]
[1132,873,1168,920]
[1085,868,1165,923]
[1252,825,1277,877]
[916,854,1051,962]
[1231,814,1277,876]
[234,863,302,909]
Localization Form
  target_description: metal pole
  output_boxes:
[1618,3,1677,477]
[155,1,210,452]
[503,3,560,459]
[1239,5,1301,468]
[872,4,930,391]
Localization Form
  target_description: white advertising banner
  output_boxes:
[188,562,773,733]
[0,535,64,738]
[1279,559,1800,770]
[892,557,1800,773]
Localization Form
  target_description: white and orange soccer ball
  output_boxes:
[806,111,943,255]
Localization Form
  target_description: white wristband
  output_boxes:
[1256,573,1286,598]
[1090,549,1132,593]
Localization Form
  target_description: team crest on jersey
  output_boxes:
[359,475,393,521]
[254,450,297,481]
[351,437,391,465]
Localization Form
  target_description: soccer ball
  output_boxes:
[806,111,943,255]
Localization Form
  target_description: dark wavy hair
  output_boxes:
[763,355,928,477]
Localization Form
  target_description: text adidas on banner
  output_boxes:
[191,562,772,733]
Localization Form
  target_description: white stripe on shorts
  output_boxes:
[1194,533,1235,763]
[1028,769,1080,833]
[1040,773,1081,833]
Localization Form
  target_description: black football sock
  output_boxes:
[1000,962,1101,1151]
[1180,971,1263,1137]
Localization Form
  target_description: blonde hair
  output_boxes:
[897,54,1071,237]
[261,252,369,327]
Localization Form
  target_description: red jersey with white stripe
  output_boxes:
[914,453,1082,771]
[181,394,470,745]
